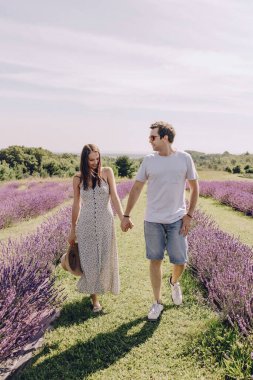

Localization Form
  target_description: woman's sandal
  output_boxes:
[92,304,102,313]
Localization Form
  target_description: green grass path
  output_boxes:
[17,191,224,380]
[197,196,253,247]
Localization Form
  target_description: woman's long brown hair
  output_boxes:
[80,144,102,190]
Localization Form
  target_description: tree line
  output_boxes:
[0,146,139,181]
[189,150,253,176]
[0,146,252,181]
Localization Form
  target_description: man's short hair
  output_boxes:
[150,121,176,143]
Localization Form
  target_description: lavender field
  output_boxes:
[186,180,253,335]
[0,181,72,229]
[0,205,71,362]
[0,180,134,364]
[195,180,253,217]
[188,209,253,334]
[0,177,253,379]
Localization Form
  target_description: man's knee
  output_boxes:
[173,263,186,270]
[150,259,162,267]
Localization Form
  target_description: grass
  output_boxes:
[186,321,253,380]
[197,197,253,247]
[196,170,253,181]
[16,190,225,380]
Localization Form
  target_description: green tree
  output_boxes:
[115,156,135,178]
[0,160,15,181]
[0,145,80,180]
[232,165,241,174]
[224,166,232,173]
[43,159,61,176]
[244,165,253,174]
[13,163,27,179]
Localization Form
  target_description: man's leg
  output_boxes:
[166,219,188,305]
[149,259,163,302]
[144,221,165,320]
[148,259,164,320]
[171,263,186,285]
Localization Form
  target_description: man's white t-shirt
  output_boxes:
[135,151,198,224]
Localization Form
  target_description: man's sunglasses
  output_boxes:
[149,135,159,142]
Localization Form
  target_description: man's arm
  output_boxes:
[187,179,199,217]
[121,180,145,232]
[180,179,199,237]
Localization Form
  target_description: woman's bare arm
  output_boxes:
[68,175,81,244]
[105,167,124,221]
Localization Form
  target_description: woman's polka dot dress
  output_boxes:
[76,181,120,295]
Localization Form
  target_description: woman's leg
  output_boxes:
[90,294,102,310]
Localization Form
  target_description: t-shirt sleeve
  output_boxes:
[135,157,148,183]
[186,154,198,180]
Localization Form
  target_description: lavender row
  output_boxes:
[195,180,253,216]
[188,209,253,335]
[0,181,72,229]
[0,206,71,362]
[0,181,133,363]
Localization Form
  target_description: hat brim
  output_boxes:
[60,245,83,276]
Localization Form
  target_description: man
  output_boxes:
[121,121,199,321]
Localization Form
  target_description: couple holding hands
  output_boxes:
[68,121,199,320]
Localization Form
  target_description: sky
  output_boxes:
[0,0,252,155]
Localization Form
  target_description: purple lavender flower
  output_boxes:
[0,181,72,229]
[188,208,253,334]
[0,205,71,362]
[186,180,253,217]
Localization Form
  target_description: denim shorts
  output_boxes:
[144,219,188,264]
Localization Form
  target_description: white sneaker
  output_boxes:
[169,276,183,305]
[147,301,164,321]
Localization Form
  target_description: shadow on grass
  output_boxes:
[52,297,103,329]
[17,316,160,380]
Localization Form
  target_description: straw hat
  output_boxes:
[61,243,83,276]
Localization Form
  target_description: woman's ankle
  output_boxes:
[90,294,99,305]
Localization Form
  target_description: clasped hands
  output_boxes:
[120,216,134,232]
[120,214,191,234]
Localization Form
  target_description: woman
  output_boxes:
[68,144,124,312]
